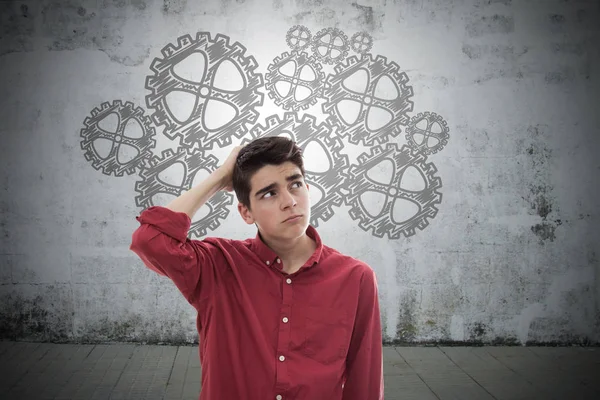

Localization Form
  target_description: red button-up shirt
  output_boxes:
[129,206,384,400]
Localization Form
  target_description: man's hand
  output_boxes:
[217,145,244,192]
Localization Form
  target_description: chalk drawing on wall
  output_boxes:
[80,100,156,177]
[145,32,264,150]
[345,143,442,239]
[311,27,350,65]
[286,25,312,51]
[78,26,450,239]
[405,112,450,155]
[265,51,325,111]
[134,148,234,237]
[350,31,373,55]
[245,113,350,228]
[322,54,414,146]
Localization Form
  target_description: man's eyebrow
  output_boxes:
[254,173,304,198]
[255,183,276,198]
[286,173,303,182]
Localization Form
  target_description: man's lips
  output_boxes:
[283,215,302,222]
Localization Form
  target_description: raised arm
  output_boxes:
[129,146,243,303]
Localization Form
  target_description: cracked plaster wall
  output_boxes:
[0,0,599,345]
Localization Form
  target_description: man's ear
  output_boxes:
[237,202,255,225]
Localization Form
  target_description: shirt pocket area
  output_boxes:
[301,305,352,365]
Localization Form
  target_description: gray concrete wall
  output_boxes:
[1,0,599,345]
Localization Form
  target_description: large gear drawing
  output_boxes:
[286,25,312,51]
[145,32,264,150]
[322,54,414,146]
[345,143,442,239]
[350,31,373,55]
[80,100,156,177]
[245,113,350,227]
[134,148,233,238]
[265,51,325,111]
[405,112,450,155]
[311,27,349,65]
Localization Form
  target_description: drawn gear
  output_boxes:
[286,25,312,51]
[265,51,325,111]
[145,32,264,150]
[80,100,156,177]
[322,54,414,146]
[345,143,442,239]
[246,112,350,228]
[405,112,450,155]
[350,31,373,55]
[134,147,233,238]
[311,27,349,65]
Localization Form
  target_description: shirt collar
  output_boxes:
[250,225,324,270]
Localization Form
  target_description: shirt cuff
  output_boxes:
[135,206,191,243]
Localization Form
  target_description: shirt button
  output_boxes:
[286,278,292,284]
[279,355,285,361]
[282,317,288,323]
[266,260,270,265]
[276,395,283,400]
[277,258,281,263]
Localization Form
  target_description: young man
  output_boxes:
[129,136,384,400]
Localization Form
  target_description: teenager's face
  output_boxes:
[238,161,310,240]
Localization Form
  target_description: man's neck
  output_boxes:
[259,229,316,270]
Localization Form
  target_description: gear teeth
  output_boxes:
[80,100,157,177]
[321,51,414,145]
[161,43,177,57]
[145,31,263,150]
[405,111,450,155]
[265,51,324,112]
[178,34,193,48]
[344,138,443,239]
[215,33,230,46]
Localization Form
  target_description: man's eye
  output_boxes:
[292,181,302,188]
[263,191,275,198]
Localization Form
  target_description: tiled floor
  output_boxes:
[1,341,598,399]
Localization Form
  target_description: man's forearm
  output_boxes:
[165,168,227,220]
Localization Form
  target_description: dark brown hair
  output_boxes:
[233,136,304,209]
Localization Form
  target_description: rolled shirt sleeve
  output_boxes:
[129,206,221,304]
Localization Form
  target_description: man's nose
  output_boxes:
[281,189,297,209]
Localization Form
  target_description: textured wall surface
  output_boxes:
[1,0,599,345]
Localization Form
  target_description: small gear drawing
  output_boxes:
[350,31,373,55]
[405,112,450,155]
[345,143,442,239]
[245,113,350,227]
[322,54,414,146]
[265,51,325,111]
[286,25,312,51]
[311,27,349,65]
[134,147,233,238]
[145,32,264,150]
[80,100,156,177]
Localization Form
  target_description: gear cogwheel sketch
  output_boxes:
[322,54,414,146]
[134,148,234,238]
[80,100,156,177]
[145,32,264,150]
[246,113,350,227]
[286,25,312,51]
[405,112,450,155]
[265,51,325,111]
[345,143,442,239]
[350,31,373,55]
[311,27,349,64]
